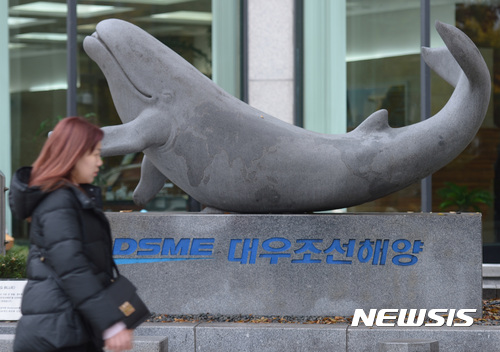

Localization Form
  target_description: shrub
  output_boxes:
[437,182,493,212]
[0,245,28,279]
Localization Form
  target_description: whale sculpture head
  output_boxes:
[84,19,221,125]
[83,19,490,213]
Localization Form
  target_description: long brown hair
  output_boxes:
[30,117,104,191]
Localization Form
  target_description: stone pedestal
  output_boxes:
[377,339,439,352]
[106,212,482,317]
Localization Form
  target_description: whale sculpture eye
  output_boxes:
[163,92,174,103]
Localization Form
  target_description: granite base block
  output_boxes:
[132,336,168,352]
[482,288,500,300]
[348,326,500,352]
[0,333,168,352]
[377,339,439,352]
[3,322,500,351]
[136,323,196,352]
[0,323,15,334]
[0,334,13,352]
[106,212,482,317]
[195,323,347,352]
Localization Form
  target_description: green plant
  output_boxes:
[437,181,493,212]
[36,113,98,138]
[0,245,28,279]
[35,115,64,138]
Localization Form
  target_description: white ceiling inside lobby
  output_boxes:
[346,0,458,61]
[8,0,212,93]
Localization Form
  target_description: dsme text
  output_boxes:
[112,237,424,266]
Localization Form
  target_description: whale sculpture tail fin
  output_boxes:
[422,21,490,91]
[353,21,487,136]
[422,46,461,88]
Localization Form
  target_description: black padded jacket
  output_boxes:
[9,167,124,352]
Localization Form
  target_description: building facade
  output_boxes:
[2,0,500,261]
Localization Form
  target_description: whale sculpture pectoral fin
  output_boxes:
[101,110,166,157]
[133,156,167,207]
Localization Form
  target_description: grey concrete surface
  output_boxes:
[195,323,346,351]
[482,264,500,300]
[0,335,12,352]
[377,339,439,352]
[2,322,500,352]
[132,336,168,352]
[136,323,196,352]
[107,212,482,317]
[0,333,167,352]
[348,326,500,352]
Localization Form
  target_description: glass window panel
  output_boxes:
[9,0,213,239]
[9,0,69,240]
[433,3,498,258]
[345,0,422,213]
[346,1,500,261]
[77,0,212,213]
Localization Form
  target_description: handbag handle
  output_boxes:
[75,203,121,279]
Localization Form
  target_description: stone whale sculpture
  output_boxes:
[83,19,490,213]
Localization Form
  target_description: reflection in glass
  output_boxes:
[346,0,422,213]
[77,0,212,214]
[9,0,212,238]
[345,1,500,257]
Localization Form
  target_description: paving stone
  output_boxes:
[136,323,196,352]
[195,323,347,352]
[0,334,13,352]
[348,326,500,352]
[377,339,439,352]
[132,336,168,352]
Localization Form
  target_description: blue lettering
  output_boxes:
[228,239,259,264]
[261,237,291,251]
[413,240,424,253]
[357,239,374,263]
[161,238,190,255]
[190,238,215,255]
[260,238,291,264]
[391,239,418,266]
[137,238,162,256]
[113,239,137,255]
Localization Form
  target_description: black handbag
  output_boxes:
[39,250,150,330]
[75,206,150,330]
[105,273,150,329]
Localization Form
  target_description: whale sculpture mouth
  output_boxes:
[85,31,153,100]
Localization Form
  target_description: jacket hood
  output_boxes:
[9,167,104,220]
[9,167,46,220]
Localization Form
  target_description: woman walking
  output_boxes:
[9,117,148,352]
